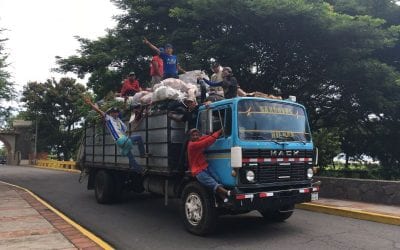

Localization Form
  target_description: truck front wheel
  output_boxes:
[259,205,294,222]
[180,182,218,235]
[95,170,115,204]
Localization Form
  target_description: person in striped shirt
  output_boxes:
[84,97,146,173]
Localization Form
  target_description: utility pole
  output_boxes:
[34,113,38,164]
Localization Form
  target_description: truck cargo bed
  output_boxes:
[83,111,188,176]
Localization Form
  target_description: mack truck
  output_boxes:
[80,96,319,235]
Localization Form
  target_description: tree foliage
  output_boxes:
[56,0,400,176]
[0,29,14,128]
[21,78,89,160]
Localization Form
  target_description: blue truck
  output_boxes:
[81,96,319,235]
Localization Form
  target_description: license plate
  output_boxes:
[311,192,318,201]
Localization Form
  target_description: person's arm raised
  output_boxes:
[143,37,160,54]
[84,96,105,117]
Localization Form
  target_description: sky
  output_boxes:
[0,0,121,93]
[0,0,121,149]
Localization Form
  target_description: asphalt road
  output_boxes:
[1,165,399,250]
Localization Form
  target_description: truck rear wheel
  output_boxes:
[259,205,295,222]
[95,170,115,204]
[180,182,217,235]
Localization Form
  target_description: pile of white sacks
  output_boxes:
[115,70,209,106]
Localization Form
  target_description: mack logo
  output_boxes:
[271,150,300,157]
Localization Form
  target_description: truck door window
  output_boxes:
[212,108,232,137]
[198,111,208,135]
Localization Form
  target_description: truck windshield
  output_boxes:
[237,99,311,142]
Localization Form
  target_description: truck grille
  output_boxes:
[242,149,313,158]
[240,149,313,184]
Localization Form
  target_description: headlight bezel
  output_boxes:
[246,170,256,183]
[307,168,314,179]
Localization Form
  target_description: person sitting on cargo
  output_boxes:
[83,97,147,173]
[187,128,231,201]
[121,72,141,98]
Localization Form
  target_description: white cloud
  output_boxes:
[0,0,120,91]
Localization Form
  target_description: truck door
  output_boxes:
[198,106,236,187]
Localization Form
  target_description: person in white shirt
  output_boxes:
[210,63,224,96]
[84,97,146,173]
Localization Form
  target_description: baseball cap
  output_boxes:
[223,67,232,73]
[165,43,173,49]
[189,128,200,135]
[211,62,220,68]
[129,72,136,76]
[106,107,120,114]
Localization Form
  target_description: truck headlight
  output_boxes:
[307,168,314,179]
[246,170,255,182]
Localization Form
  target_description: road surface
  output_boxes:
[1,165,399,250]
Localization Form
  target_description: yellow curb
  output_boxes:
[0,181,114,250]
[296,202,400,226]
[31,165,81,173]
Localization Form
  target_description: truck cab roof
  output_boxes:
[198,96,305,111]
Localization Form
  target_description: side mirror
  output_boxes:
[314,147,319,166]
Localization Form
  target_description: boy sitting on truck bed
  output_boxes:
[188,128,231,201]
[84,97,147,173]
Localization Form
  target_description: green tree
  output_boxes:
[21,78,89,160]
[57,0,400,175]
[313,128,342,168]
[0,29,14,128]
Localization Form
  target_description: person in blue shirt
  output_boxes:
[143,37,186,79]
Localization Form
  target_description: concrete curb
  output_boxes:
[296,202,400,226]
[0,181,114,250]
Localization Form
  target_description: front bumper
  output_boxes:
[228,186,319,211]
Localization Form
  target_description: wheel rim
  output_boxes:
[185,192,203,226]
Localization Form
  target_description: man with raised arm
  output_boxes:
[83,96,147,173]
[188,128,231,201]
[143,37,186,79]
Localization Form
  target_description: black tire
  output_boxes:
[180,182,218,235]
[94,170,115,204]
[259,205,295,222]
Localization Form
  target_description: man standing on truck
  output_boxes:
[200,67,238,99]
[188,128,231,201]
[149,48,164,87]
[143,37,186,79]
[83,97,146,173]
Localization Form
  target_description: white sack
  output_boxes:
[152,86,185,102]
[179,70,209,85]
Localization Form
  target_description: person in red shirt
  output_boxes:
[150,49,164,87]
[187,128,231,201]
[121,72,141,97]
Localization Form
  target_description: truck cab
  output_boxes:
[195,97,317,208]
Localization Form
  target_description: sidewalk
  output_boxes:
[297,198,400,226]
[0,181,112,250]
